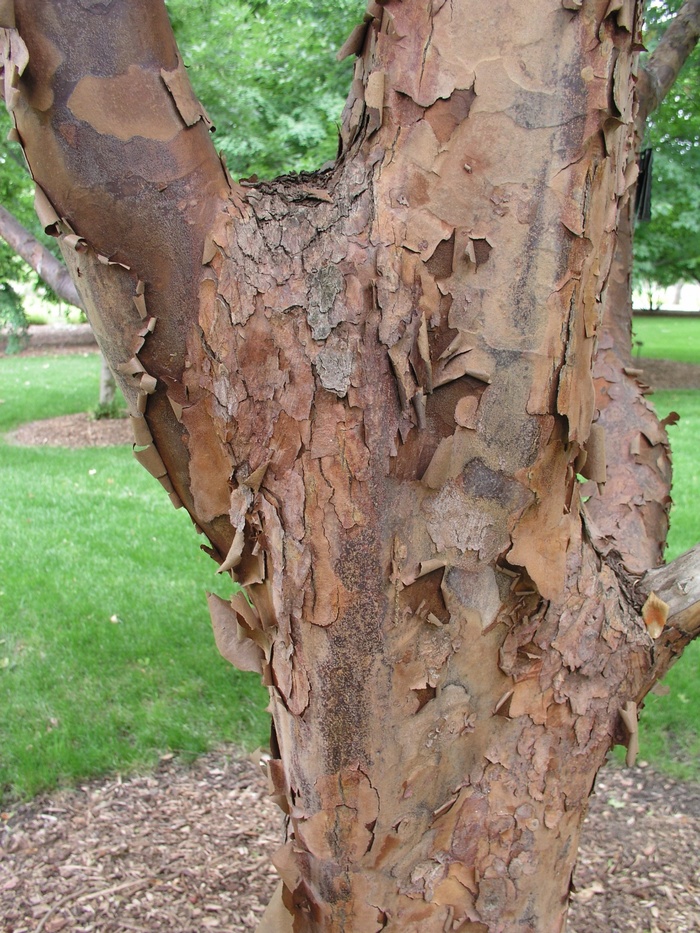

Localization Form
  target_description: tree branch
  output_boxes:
[587,1,700,572]
[637,0,700,125]
[636,544,700,697]
[640,544,700,640]
[10,0,232,544]
[586,200,672,574]
[0,203,82,308]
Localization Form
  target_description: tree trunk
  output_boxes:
[98,353,117,408]
[5,1,700,930]
[586,0,700,571]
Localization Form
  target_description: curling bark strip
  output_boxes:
[5,1,700,930]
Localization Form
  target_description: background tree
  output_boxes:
[164,0,359,179]
[0,204,120,407]
[634,0,700,290]
[0,137,49,348]
[3,1,700,931]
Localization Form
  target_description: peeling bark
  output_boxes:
[5,1,700,931]
[586,199,673,573]
[585,0,700,571]
[638,543,700,692]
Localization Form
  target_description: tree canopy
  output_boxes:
[635,0,700,287]
[164,0,361,178]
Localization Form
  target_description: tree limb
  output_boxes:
[640,543,700,640]
[0,203,83,308]
[587,1,700,572]
[636,543,700,698]
[12,0,231,545]
[637,0,700,126]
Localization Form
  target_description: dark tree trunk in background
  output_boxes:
[0,203,118,406]
[0,202,81,306]
[4,0,699,929]
[98,354,116,409]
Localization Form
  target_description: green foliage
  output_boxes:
[0,281,28,354]
[635,1,700,288]
[165,0,362,178]
[0,138,57,286]
[0,355,268,802]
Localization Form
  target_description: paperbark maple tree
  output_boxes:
[3,1,699,930]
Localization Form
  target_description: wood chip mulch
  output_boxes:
[6,413,132,449]
[1,753,281,933]
[1,750,699,932]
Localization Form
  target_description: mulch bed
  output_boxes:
[0,752,281,933]
[6,414,132,449]
[635,357,700,391]
[1,750,699,932]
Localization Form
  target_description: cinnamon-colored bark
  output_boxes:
[10,0,230,529]
[4,1,700,931]
[586,199,673,573]
[585,0,700,572]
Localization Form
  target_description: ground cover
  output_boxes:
[633,313,700,365]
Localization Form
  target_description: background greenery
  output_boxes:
[633,314,700,364]
[0,355,268,801]
[634,0,700,290]
[164,0,361,179]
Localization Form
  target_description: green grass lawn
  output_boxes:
[636,389,700,780]
[632,314,700,365]
[0,353,107,431]
[0,354,268,802]
[629,316,699,779]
